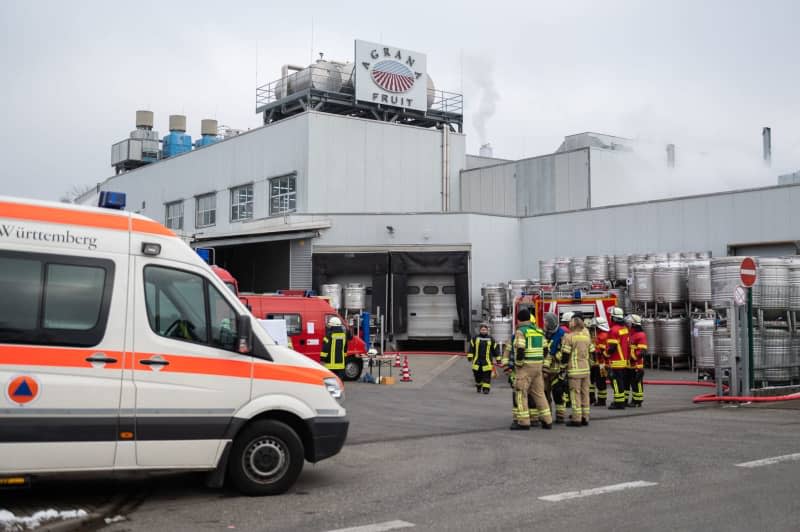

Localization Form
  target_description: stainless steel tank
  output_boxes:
[692,318,716,368]
[762,328,792,383]
[654,262,687,304]
[586,255,609,281]
[614,255,630,282]
[688,260,712,304]
[642,317,657,357]
[789,258,800,311]
[609,287,631,314]
[570,257,587,283]
[508,279,532,302]
[697,251,712,259]
[482,283,508,318]
[321,283,342,310]
[539,260,555,284]
[608,255,617,282]
[753,257,789,310]
[667,252,683,262]
[680,251,698,261]
[712,327,732,367]
[555,258,571,284]
[656,317,689,359]
[649,252,668,263]
[632,263,655,303]
[344,283,366,311]
[490,316,513,345]
[711,257,744,309]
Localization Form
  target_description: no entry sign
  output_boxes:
[740,257,757,287]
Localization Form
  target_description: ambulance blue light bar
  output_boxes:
[98,191,126,210]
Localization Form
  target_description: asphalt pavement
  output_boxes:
[4,355,799,531]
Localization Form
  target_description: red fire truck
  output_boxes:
[511,287,618,330]
[212,266,368,381]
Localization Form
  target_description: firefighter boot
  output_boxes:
[509,421,530,431]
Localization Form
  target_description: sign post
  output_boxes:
[739,257,757,392]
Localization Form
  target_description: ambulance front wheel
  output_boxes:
[343,356,363,381]
[228,419,304,496]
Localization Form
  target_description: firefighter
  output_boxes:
[320,316,347,378]
[504,308,552,430]
[592,316,611,406]
[468,323,498,394]
[561,314,592,426]
[627,314,648,407]
[548,311,572,423]
[586,317,597,404]
[606,307,630,409]
[541,313,560,422]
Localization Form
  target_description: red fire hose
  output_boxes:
[641,379,800,404]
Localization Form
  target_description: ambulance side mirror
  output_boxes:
[237,314,253,355]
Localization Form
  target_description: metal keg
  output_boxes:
[614,255,630,282]
[692,318,716,368]
[711,257,744,309]
[712,327,732,367]
[681,251,698,261]
[688,260,712,304]
[654,262,687,304]
[753,258,789,310]
[344,283,366,311]
[643,317,657,358]
[789,258,800,311]
[656,317,689,359]
[539,260,555,284]
[490,316,513,345]
[321,283,342,310]
[608,255,617,282]
[570,257,587,283]
[649,252,668,263]
[586,255,609,281]
[762,328,792,383]
[482,283,507,317]
[508,279,532,302]
[555,258,571,284]
[632,263,656,303]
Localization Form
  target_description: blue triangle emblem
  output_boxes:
[13,380,33,397]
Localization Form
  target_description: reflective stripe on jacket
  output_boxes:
[606,323,630,369]
[469,336,496,371]
[321,328,347,370]
[561,330,591,377]
[514,322,545,364]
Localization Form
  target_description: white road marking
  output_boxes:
[735,453,800,468]
[326,520,415,532]
[538,481,658,502]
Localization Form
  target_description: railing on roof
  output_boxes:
[255,66,463,117]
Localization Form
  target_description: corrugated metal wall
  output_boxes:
[460,148,590,216]
[289,238,313,289]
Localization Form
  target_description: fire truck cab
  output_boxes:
[512,288,618,330]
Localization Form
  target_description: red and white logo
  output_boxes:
[371,60,416,93]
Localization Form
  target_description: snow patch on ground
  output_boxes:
[0,508,88,531]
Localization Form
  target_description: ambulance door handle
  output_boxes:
[140,357,170,366]
[85,354,117,364]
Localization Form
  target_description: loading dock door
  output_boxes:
[406,275,460,339]
[729,241,799,257]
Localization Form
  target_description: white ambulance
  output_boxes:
[0,194,348,495]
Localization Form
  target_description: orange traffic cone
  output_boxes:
[394,352,401,368]
[400,355,413,382]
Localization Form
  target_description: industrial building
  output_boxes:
[84,39,800,349]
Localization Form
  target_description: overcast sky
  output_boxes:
[1,0,799,202]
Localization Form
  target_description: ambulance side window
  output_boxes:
[144,266,239,352]
[0,250,114,347]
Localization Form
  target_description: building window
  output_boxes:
[195,193,217,228]
[230,184,254,222]
[269,174,296,215]
[164,201,183,230]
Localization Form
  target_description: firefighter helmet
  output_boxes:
[328,316,343,327]
[543,312,559,333]
[630,314,643,326]
[517,308,531,323]
[595,316,610,331]
[610,307,625,322]
[561,311,574,323]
